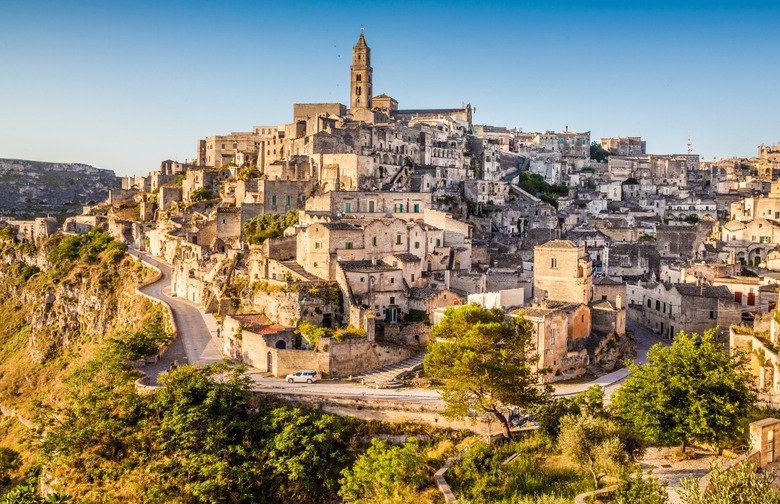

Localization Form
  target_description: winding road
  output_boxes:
[130,250,664,402]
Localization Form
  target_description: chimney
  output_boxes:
[371,256,377,266]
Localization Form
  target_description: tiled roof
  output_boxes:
[536,239,578,249]
[674,283,734,300]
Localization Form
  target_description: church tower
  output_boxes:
[350,29,372,110]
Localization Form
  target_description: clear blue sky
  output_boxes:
[1,0,779,177]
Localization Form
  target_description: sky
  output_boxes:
[1,0,779,177]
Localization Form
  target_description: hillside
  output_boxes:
[0,230,463,503]
[0,159,120,219]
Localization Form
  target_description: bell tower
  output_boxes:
[350,28,372,110]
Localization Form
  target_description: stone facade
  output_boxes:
[533,240,593,304]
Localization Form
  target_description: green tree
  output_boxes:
[590,142,610,162]
[146,363,264,503]
[679,460,780,504]
[537,385,605,440]
[558,414,643,487]
[611,329,756,452]
[243,210,299,245]
[339,438,430,503]
[423,304,551,438]
[0,448,20,485]
[260,406,356,503]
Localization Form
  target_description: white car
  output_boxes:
[286,369,318,384]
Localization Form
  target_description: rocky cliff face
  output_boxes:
[0,158,120,218]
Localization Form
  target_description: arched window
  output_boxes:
[356,74,362,82]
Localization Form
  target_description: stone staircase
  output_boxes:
[279,260,322,282]
[351,352,426,387]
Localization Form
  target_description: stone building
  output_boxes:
[533,240,593,304]
[515,302,591,382]
[627,281,740,339]
[600,136,646,156]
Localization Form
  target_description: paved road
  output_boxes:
[130,250,667,403]
[130,251,222,384]
[552,320,668,401]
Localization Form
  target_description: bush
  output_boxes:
[189,188,214,201]
[243,210,299,245]
[613,466,668,504]
[0,447,20,485]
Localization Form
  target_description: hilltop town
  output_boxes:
[6,31,780,395]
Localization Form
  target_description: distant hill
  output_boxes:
[0,158,119,218]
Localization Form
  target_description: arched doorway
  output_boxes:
[275,340,286,349]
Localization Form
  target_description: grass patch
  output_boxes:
[448,432,594,503]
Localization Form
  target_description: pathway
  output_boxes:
[129,251,669,406]
[129,251,222,384]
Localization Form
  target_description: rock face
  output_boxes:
[0,158,120,217]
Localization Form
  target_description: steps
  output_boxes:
[279,260,323,282]
[351,352,426,386]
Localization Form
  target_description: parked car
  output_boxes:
[286,369,318,384]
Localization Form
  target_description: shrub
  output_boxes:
[244,210,299,245]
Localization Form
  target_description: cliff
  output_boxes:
[0,158,120,218]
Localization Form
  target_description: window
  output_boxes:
[413,203,420,213]
[411,274,415,282]
[551,328,558,345]
[390,278,395,284]
[390,296,395,305]
[647,299,651,308]
[372,236,377,246]
[285,195,291,206]
[345,202,352,212]
[345,242,353,250]
[656,300,660,311]
[414,241,420,249]
[368,201,375,212]
[271,195,277,206]
[551,258,558,269]
[314,242,322,249]
[396,235,402,245]
[709,310,716,319]
[360,277,365,282]
[436,238,441,247]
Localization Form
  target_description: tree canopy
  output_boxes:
[558,413,643,487]
[611,329,756,451]
[339,438,432,503]
[423,304,551,438]
[590,142,610,163]
[243,210,299,245]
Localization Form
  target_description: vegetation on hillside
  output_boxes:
[243,210,299,245]
[516,172,568,208]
